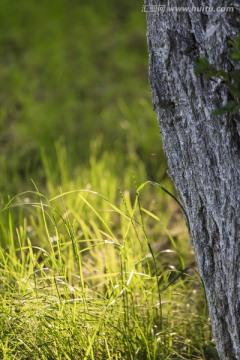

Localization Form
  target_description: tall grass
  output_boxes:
[0,148,217,360]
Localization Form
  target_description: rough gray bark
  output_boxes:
[145,1,240,359]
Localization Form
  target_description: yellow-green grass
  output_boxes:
[0,148,217,360]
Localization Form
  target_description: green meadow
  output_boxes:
[0,1,218,359]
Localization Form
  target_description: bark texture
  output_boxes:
[145,1,240,359]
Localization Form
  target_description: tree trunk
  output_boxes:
[145,1,240,359]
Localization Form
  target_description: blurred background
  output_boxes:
[0,0,168,198]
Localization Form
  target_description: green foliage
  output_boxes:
[0,0,165,197]
[195,36,240,115]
